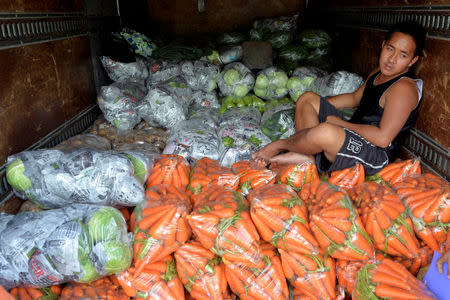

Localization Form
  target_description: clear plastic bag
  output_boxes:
[218,122,271,168]
[147,59,181,86]
[297,29,332,49]
[287,66,325,101]
[225,242,289,300]
[219,45,243,65]
[189,106,220,129]
[52,134,112,152]
[188,185,264,267]
[97,82,146,131]
[190,90,221,109]
[253,14,299,32]
[311,70,363,97]
[146,154,191,191]
[219,106,262,127]
[261,103,295,141]
[6,149,145,208]
[232,160,277,195]
[131,185,191,267]
[137,78,191,129]
[162,119,220,163]
[100,56,149,85]
[119,27,157,58]
[265,31,294,49]
[0,204,131,289]
[115,145,159,184]
[217,62,255,97]
[60,276,129,299]
[253,67,289,100]
[180,60,220,92]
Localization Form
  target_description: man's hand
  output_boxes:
[436,250,450,279]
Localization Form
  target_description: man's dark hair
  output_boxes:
[385,20,427,57]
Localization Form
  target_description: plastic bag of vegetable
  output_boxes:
[189,106,220,129]
[100,56,149,85]
[249,28,266,41]
[311,70,364,97]
[217,32,247,45]
[0,204,132,289]
[120,27,157,57]
[115,145,159,184]
[98,81,146,131]
[190,90,221,109]
[287,66,325,101]
[180,60,220,92]
[297,29,332,49]
[147,59,181,87]
[217,62,255,98]
[261,103,295,141]
[254,67,289,100]
[292,66,328,80]
[6,149,145,208]
[277,44,308,62]
[137,77,191,129]
[265,31,294,49]
[162,119,220,163]
[218,122,271,168]
[53,133,112,152]
[219,45,243,65]
[253,14,299,32]
[219,106,262,127]
[219,94,266,114]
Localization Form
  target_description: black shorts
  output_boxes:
[315,98,389,176]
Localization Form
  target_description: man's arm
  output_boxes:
[326,78,418,148]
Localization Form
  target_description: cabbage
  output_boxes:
[287,77,302,90]
[79,260,99,283]
[233,85,250,97]
[254,87,266,98]
[122,153,147,184]
[224,69,240,86]
[6,158,32,192]
[102,241,132,273]
[290,90,303,102]
[275,87,288,97]
[272,72,288,88]
[255,75,269,88]
[88,207,125,243]
[208,79,216,92]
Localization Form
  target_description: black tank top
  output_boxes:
[349,70,420,161]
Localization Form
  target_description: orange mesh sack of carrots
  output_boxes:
[187,187,264,269]
[302,181,375,261]
[117,256,184,300]
[9,285,63,300]
[175,241,231,300]
[231,160,277,195]
[375,158,421,186]
[347,181,420,259]
[270,162,319,190]
[188,158,239,195]
[60,276,128,300]
[391,173,449,253]
[279,248,336,299]
[328,163,365,191]
[248,184,321,255]
[336,260,364,295]
[146,154,190,190]
[225,242,289,300]
[132,184,192,274]
[352,258,437,300]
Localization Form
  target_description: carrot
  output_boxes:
[149,207,177,240]
[25,288,43,300]
[375,284,417,299]
[320,208,350,219]
[372,271,412,291]
[176,217,190,243]
[311,215,346,244]
[322,216,352,232]
[138,208,172,231]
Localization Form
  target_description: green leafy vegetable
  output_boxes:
[6,158,32,192]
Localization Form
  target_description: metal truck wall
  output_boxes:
[121,0,304,35]
[0,0,119,164]
[330,1,449,150]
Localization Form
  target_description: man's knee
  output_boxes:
[309,123,346,150]
[296,92,321,113]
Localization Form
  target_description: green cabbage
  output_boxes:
[88,207,125,243]
[272,72,288,88]
[233,85,250,97]
[275,87,288,97]
[254,87,266,98]
[287,77,302,90]
[79,260,99,283]
[6,158,32,192]
[222,137,236,147]
[224,69,240,86]
[123,153,146,184]
[103,241,132,274]
[255,75,269,88]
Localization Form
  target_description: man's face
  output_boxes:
[379,32,418,77]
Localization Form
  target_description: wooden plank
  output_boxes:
[0,0,84,12]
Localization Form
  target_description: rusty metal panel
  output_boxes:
[141,0,304,35]
[0,0,84,12]
[0,36,96,163]
[329,0,449,7]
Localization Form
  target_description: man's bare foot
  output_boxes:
[269,151,314,165]
[251,140,285,164]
